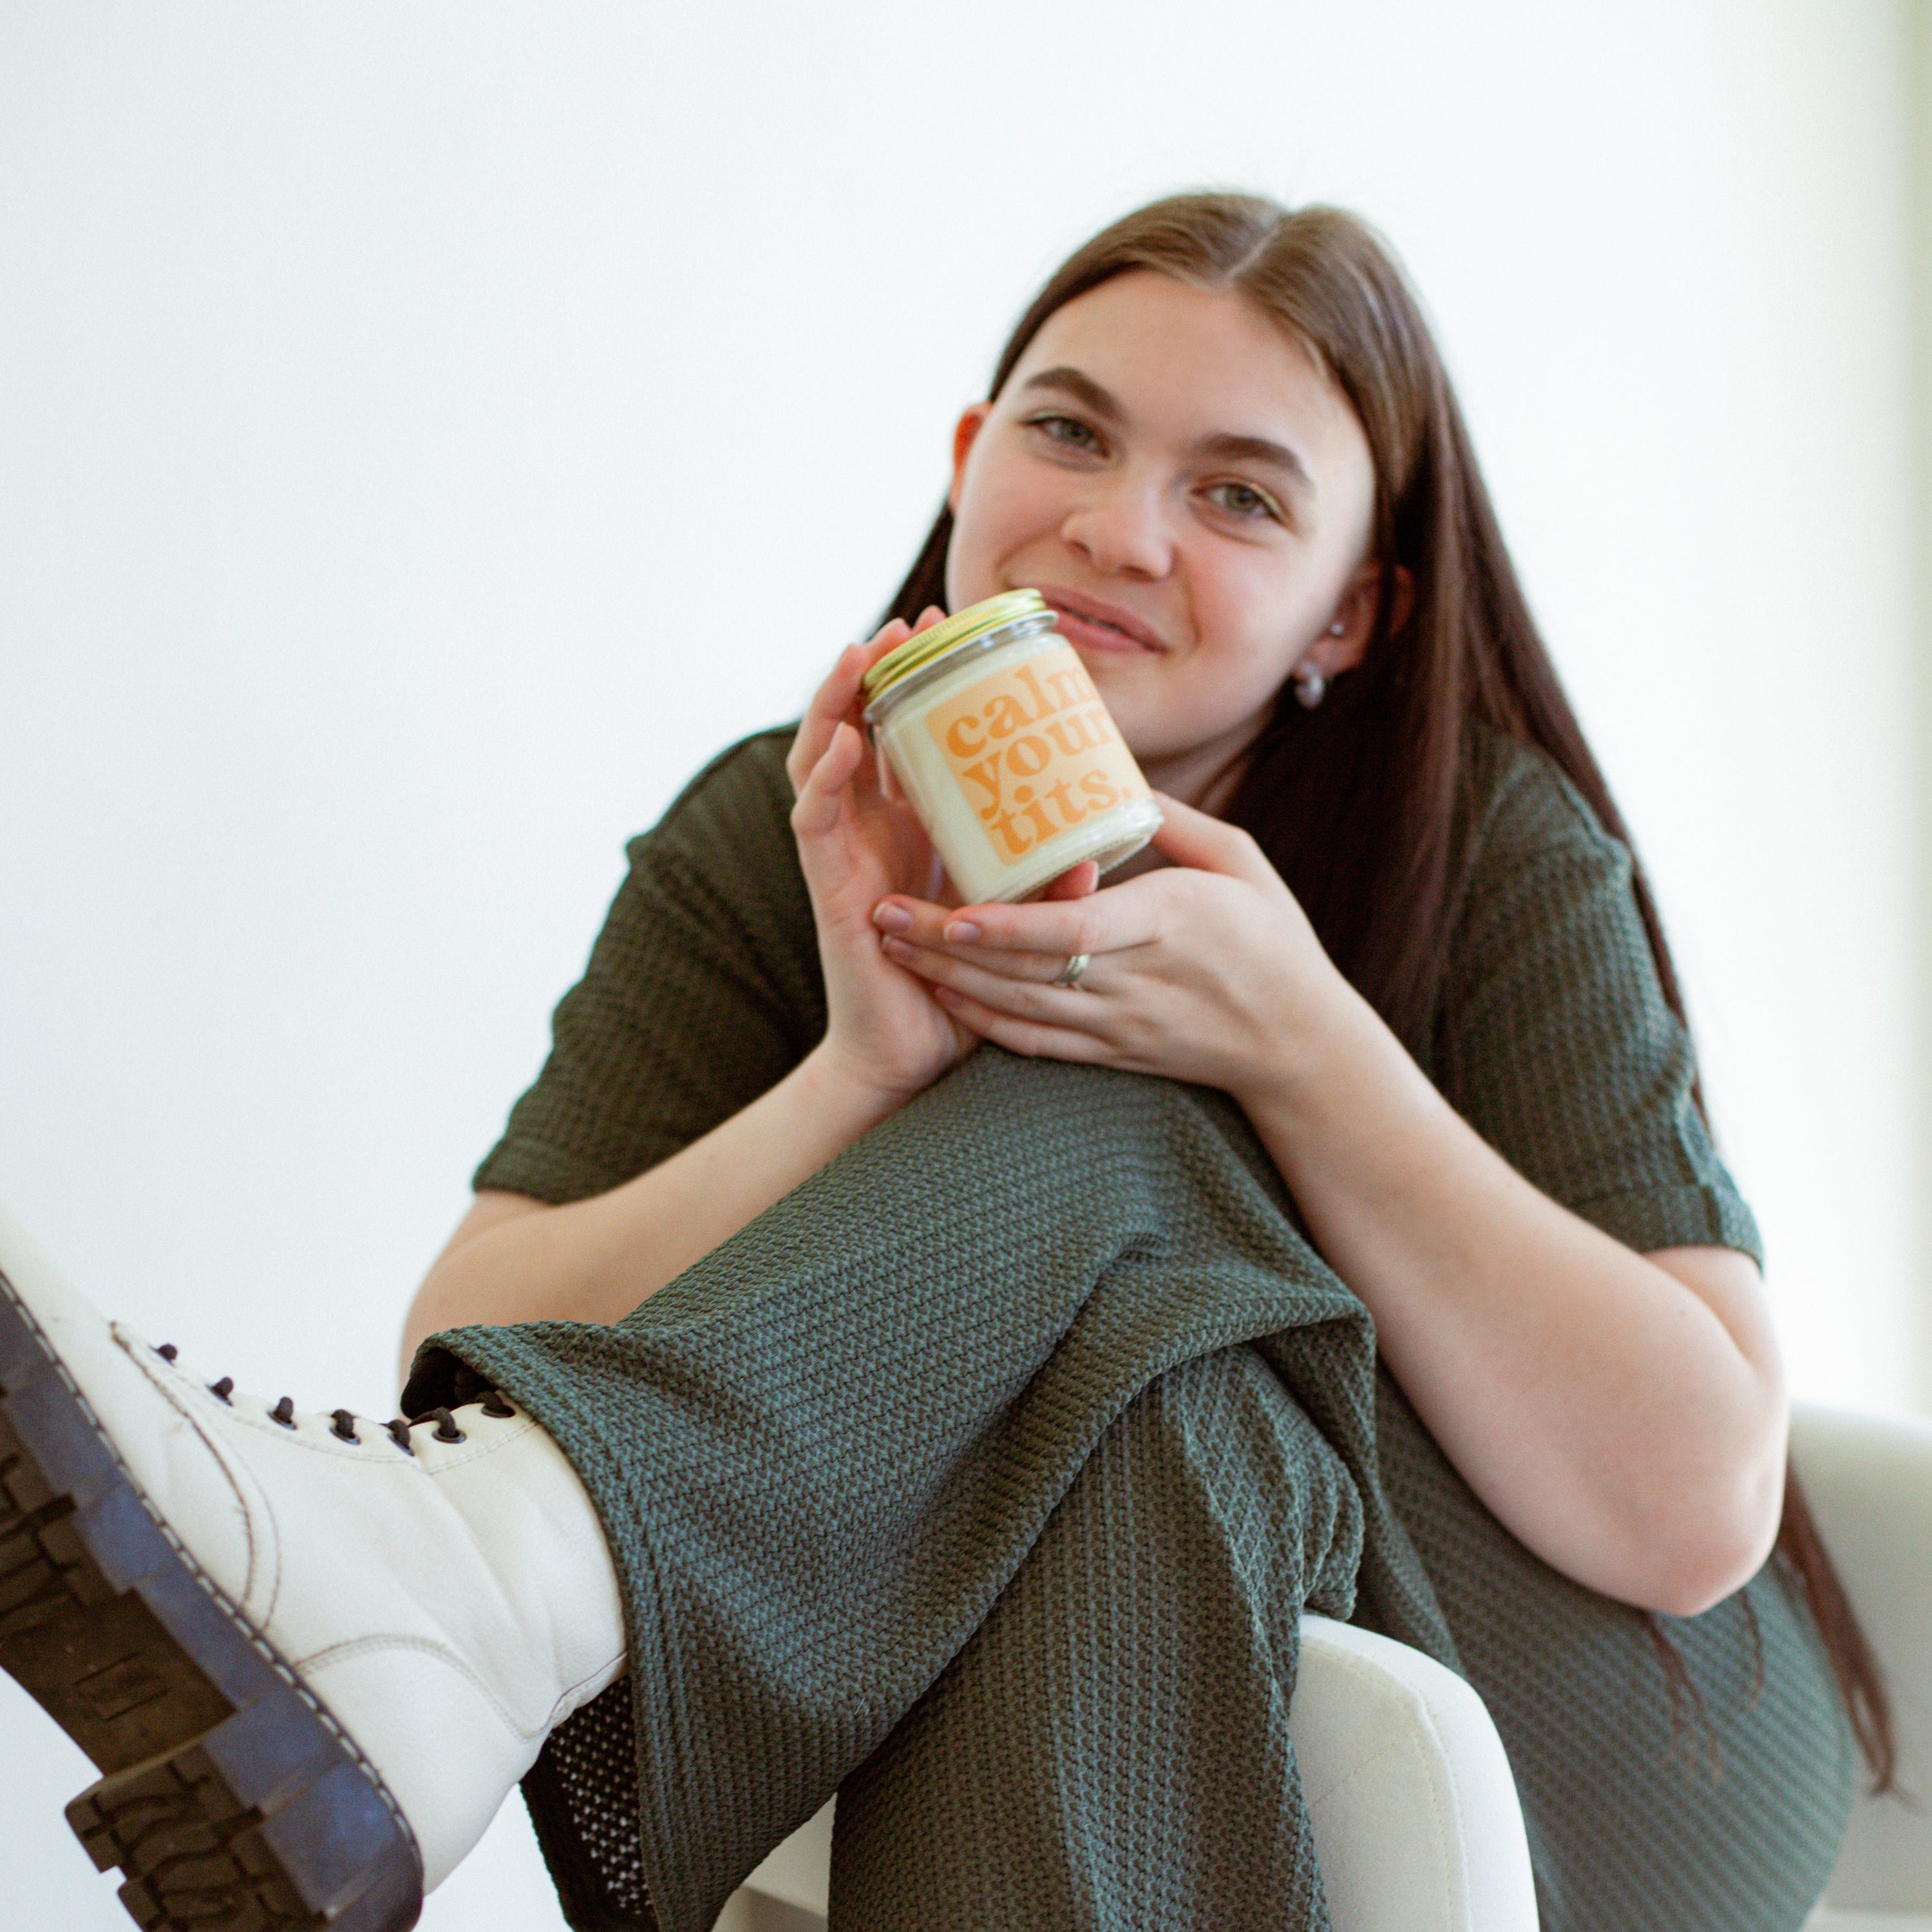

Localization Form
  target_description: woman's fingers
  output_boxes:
[853,603,946,672]
[880,927,1083,986]
[880,934,1117,1017]
[788,641,878,794]
[790,608,949,796]
[1039,860,1101,901]
[1146,791,1278,886]
[872,885,1154,963]
[790,721,867,840]
[926,984,1112,1064]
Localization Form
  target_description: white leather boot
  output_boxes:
[0,1200,625,1931]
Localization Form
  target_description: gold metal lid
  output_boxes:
[860,589,1052,700]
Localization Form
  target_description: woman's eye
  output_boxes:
[1027,413,1103,453]
[1205,480,1281,522]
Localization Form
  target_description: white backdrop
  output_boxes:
[0,3,1920,1925]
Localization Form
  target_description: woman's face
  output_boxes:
[945,270,1381,792]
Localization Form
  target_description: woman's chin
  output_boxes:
[1092,687,1187,766]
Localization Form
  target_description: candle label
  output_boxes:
[923,645,1150,867]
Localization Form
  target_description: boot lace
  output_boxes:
[151,1341,517,1457]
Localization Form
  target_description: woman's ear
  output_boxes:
[1318,562,1415,675]
[947,403,992,514]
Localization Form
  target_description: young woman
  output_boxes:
[0,193,1883,1932]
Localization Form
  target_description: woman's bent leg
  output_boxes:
[1375,1374,1857,1932]
[408,1050,1426,1932]
[831,1349,1361,1932]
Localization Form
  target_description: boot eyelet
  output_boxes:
[386,1417,415,1456]
[480,1391,515,1418]
[209,1377,234,1404]
[330,1408,361,1444]
[424,1406,466,1444]
[156,1342,178,1363]
[270,1396,298,1428]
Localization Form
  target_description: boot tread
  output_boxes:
[0,1265,423,1932]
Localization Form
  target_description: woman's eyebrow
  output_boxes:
[1019,366,1125,422]
[1193,431,1315,496]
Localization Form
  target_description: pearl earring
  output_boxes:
[1329,621,1346,636]
[1293,661,1326,708]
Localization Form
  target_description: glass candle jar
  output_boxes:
[862,589,1163,905]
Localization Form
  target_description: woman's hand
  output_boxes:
[784,611,1043,1113]
[869,793,1356,1107]
[787,610,983,1106]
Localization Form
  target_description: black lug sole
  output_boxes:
[0,1262,422,1931]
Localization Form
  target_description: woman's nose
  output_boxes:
[1060,477,1173,580]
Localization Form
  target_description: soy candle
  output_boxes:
[862,589,1162,905]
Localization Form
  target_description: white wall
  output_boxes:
[1914,0,1932,1416]
[0,3,1920,1926]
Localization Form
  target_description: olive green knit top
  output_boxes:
[473,724,1761,1274]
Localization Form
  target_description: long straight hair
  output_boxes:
[884,191,1892,1787]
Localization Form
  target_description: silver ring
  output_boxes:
[1052,952,1092,989]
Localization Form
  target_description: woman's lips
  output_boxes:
[1053,609,1155,656]
[1036,586,1166,655]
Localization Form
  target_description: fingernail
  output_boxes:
[944,920,981,943]
[880,935,913,961]
[873,902,912,932]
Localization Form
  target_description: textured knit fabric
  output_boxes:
[410,726,1853,1932]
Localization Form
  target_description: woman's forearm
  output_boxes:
[1234,985,1786,1617]
[400,1044,906,1363]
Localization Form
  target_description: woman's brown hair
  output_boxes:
[884,190,1893,1788]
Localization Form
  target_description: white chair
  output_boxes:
[717,1403,1932,1932]
[1794,1405,1932,1932]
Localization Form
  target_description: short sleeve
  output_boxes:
[470,728,826,1205]
[1437,737,1762,1267]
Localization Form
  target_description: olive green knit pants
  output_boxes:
[410,1050,1852,1932]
